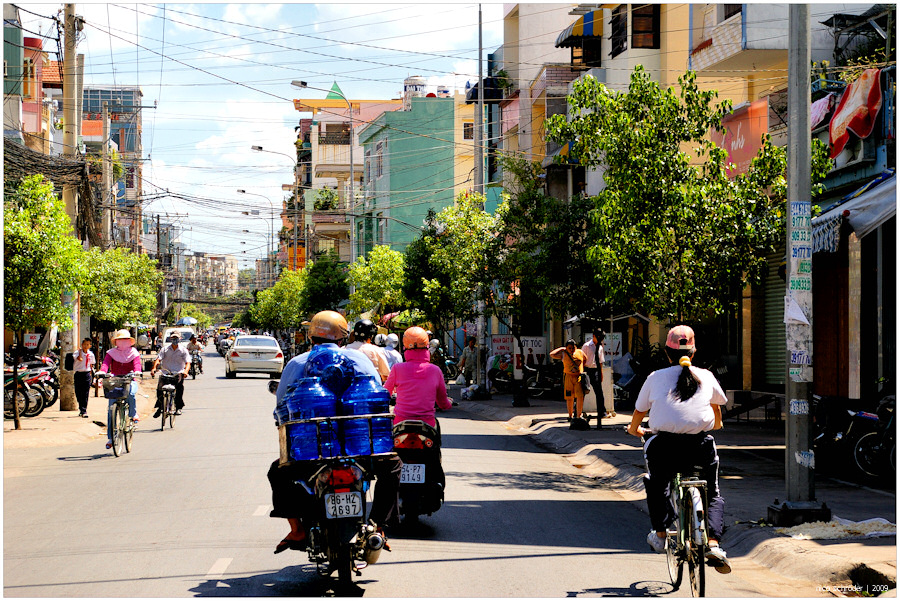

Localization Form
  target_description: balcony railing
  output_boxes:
[318,133,351,145]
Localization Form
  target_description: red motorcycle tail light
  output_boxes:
[330,466,361,487]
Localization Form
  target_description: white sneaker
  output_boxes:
[647,531,666,553]
[705,545,732,574]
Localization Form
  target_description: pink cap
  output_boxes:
[666,325,696,351]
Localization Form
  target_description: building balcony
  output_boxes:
[689,5,787,75]
[319,133,350,145]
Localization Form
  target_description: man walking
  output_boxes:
[582,330,612,423]
[459,337,477,385]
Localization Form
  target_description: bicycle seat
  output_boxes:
[161,384,176,392]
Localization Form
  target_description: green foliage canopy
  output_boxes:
[4,175,84,334]
[79,247,163,325]
[347,245,407,320]
[251,268,308,330]
[547,67,831,322]
[300,250,349,318]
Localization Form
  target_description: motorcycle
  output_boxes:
[852,396,895,478]
[268,380,388,585]
[393,420,444,522]
[811,394,879,473]
[488,354,514,392]
[523,362,563,399]
[4,366,49,418]
[189,351,201,379]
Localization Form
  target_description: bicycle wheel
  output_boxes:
[666,528,683,589]
[167,393,176,429]
[687,488,706,597]
[681,493,703,597]
[112,403,125,457]
[160,394,167,431]
[853,432,884,478]
[124,411,134,453]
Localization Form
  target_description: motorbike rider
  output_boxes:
[186,335,204,374]
[346,319,390,383]
[97,329,142,449]
[384,326,452,427]
[626,325,731,574]
[383,333,404,370]
[268,310,402,554]
[150,334,190,416]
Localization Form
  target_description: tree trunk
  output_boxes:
[12,330,23,430]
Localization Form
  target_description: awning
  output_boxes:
[812,170,896,253]
[541,141,576,168]
[556,10,603,48]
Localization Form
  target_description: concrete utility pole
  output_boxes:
[102,100,112,246]
[474,3,487,394]
[58,3,79,412]
[768,4,830,526]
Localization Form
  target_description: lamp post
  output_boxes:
[291,80,356,263]
[251,145,302,270]
[237,189,275,286]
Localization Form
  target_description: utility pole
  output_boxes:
[768,4,830,527]
[102,100,112,247]
[474,3,487,395]
[58,3,79,412]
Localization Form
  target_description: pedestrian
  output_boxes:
[72,337,95,418]
[549,339,586,422]
[626,325,732,574]
[459,337,477,385]
[582,330,613,420]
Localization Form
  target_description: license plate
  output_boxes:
[324,492,363,518]
[400,463,426,484]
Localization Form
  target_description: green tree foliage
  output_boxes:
[547,67,831,322]
[313,188,339,211]
[250,268,308,330]
[238,268,256,289]
[79,247,163,325]
[300,250,349,318]
[347,245,407,320]
[4,175,84,428]
[179,303,214,329]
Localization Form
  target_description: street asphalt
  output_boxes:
[4,374,897,596]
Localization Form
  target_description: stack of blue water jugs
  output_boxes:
[275,346,393,462]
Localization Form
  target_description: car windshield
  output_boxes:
[234,337,279,348]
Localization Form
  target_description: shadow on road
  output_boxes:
[568,579,674,597]
[189,565,370,597]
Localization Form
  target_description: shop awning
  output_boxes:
[556,10,603,48]
[812,170,896,253]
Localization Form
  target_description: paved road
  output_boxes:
[4,350,816,597]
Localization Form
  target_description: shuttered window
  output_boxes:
[610,5,627,58]
[632,4,660,49]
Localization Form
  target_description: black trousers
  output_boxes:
[156,374,185,410]
[642,432,726,541]
[585,367,603,404]
[267,455,402,528]
[74,371,92,413]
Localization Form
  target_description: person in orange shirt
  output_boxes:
[549,339,586,422]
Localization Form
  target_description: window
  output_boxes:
[572,37,603,67]
[463,121,474,140]
[22,57,35,98]
[365,150,371,183]
[632,4,660,49]
[376,141,383,178]
[610,5,627,58]
[723,4,742,21]
[125,166,135,188]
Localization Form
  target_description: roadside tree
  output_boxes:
[251,268,307,331]
[300,250,349,317]
[80,247,162,327]
[546,67,831,322]
[347,245,407,321]
[4,175,84,429]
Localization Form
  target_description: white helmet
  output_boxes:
[429,338,440,350]
[374,333,387,347]
[386,333,399,348]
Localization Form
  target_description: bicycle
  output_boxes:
[97,372,139,457]
[157,370,179,431]
[665,471,708,597]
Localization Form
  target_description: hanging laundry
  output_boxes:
[829,68,883,158]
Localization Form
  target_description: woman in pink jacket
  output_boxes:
[384,327,452,427]
[97,329,143,448]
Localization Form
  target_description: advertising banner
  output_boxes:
[603,333,623,365]
[514,336,547,378]
[491,334,514,355]
[23,333,41,349]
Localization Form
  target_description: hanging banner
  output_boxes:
[710,99,769,178]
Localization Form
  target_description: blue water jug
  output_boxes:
[304,346,354,396]
[341,375,390,415]
[288,420,341,461]
[340,375,392,455]
[283,377,336,422]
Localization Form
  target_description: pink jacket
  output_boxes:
[100,347,142,376]
[384,349,452,426]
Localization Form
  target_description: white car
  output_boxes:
[162,327,196,345]
[225,335,284,379]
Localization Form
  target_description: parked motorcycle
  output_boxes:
[488,354,514,392]
[523,362,563,399]
[4,366,48,418]
[393,420,444,522]
[852,396,895,478]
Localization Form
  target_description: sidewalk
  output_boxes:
[453,387,897,596]
[3,377,157,448]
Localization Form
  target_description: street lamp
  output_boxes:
[291,79,356,263]
[237,189,275,286]
[251,145,302,271]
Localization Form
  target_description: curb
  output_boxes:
[458,399,897,592]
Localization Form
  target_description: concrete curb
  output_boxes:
[459,399,897,592]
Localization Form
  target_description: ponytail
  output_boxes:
[666,348,701,401]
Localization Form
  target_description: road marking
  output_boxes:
[206,558,232,580]
[253,504,271,516]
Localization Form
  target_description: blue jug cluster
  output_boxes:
[274,346,392,462]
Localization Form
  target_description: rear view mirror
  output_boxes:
[268,380,279,395]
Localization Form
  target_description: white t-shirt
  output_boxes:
[635,366,727,434]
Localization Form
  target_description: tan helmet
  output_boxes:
[403,326,429,350]
[306,310,349,341]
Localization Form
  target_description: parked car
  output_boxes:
[225,335,284,379]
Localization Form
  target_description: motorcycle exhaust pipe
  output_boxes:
[361,530,385,565]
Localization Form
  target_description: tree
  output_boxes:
[4,175,84,428]
[238,268,256,289]
[299,250,349,317]
[313,188,339,211]
[179,303,214,329]
[547,67,831,322]
[250,268,308,330]
[347,245,407,320]
[80,247,162,326]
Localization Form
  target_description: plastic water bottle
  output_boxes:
[304,346,354,396]
[288,420,341,460]
[284,377,336,421]
[340,375,392,456]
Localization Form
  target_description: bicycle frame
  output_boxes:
[667,472,708,597]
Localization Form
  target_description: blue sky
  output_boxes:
[19,3,505,269]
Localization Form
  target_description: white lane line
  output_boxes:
[253,504,271,516]
[206,558,233,580]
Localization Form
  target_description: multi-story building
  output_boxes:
[357,92,474,256]
[3,4,24,142]
[184,252,240,298]
[82,86,144,251]
[291,84,402,265]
